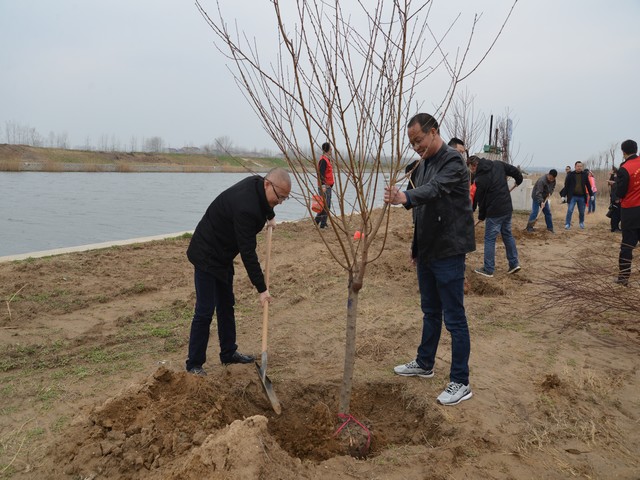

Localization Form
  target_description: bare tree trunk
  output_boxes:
[339,278,359,414]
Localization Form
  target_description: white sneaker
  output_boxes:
[393,360,434,378]
[437,382,473,405]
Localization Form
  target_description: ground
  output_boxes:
[1,201,638,479]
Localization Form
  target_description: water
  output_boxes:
[0,172,387,257]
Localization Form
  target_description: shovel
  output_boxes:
[255,224,282,415]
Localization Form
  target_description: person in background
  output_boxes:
[385,113,475,406]
[314,142,334,229]
[564,161,593,230]
[526,169,558,233]
[608,166,622,232]
[185,168,291,375]
[615,139,640,286]
[560,165,571,203]
[587,170,598,213]
[448,137,467,158]
[471,155,524,277]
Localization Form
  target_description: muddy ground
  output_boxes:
[1,203,638,479]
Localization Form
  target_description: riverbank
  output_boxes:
[0,144,286,173]
[0,206,638,479]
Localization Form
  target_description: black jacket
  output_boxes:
[563,170,593,200]
[404,143,475,261]
[187,175,275,293]
[473,159,523,220]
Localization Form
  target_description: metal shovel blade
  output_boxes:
[255,352,281,415]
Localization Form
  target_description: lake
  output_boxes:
[0,172,387,257]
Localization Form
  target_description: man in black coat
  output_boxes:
[385,113,475,407]
[470,156,523,277]
[185,168,291,375]
[563,160,593,230]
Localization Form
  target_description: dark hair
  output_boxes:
[549,169,557,177]
[621,139,638,155]
[408,113,439,133]
[574,161,583,167]
[321,142,331,153]
[467,155,479,166]
[448,137,464,147]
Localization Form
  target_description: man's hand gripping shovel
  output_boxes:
[255,224,282,414]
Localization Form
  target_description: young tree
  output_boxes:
[196,0,516,414]
[441,88,486,154]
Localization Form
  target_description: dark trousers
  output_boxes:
[416,254,470,385]
[610,204,621,231]
[619,227,640,281]
[186,267,237,370]
[314,186,332,227]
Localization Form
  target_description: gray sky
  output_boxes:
[1,0,639,168]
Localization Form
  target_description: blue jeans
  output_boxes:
[483,214,519,273]
[528,200,553,230]
[416,254,470,385]
[186,267,237,370]
[588,193,596,213]
[565,195,586,226]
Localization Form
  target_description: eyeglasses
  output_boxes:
[270,182,289,202]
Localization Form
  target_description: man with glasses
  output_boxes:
[185,168,291,376]
[384,113,475,406]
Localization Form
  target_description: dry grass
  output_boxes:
[535,243,639,336]
[0,160,21,171]
[114,161,133,173]
[0,145,284,173]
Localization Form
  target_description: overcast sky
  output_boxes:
[1,0,639,168]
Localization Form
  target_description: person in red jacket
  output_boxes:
[615,139,640,286]
[315,142,334,229]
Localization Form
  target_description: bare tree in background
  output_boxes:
[494,109,515,164]
[144,136,165,153]
[606,142,619,169]
[196,0,516,414]
[214,135,234,154]
[55,132,68,149]
[441,88,486,154]
[3,121,44,147]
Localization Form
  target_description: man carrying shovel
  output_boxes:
[185,168,291,376]
[526,169,558,233]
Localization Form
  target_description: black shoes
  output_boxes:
[188,367,207,376]
[222,351,255,365]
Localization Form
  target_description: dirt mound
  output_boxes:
[48,366,451,479]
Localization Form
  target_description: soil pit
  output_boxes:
[49,367,448,478]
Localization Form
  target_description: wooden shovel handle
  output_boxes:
[261,225,273,353]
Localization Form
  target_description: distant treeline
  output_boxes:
[0,144,287,173]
